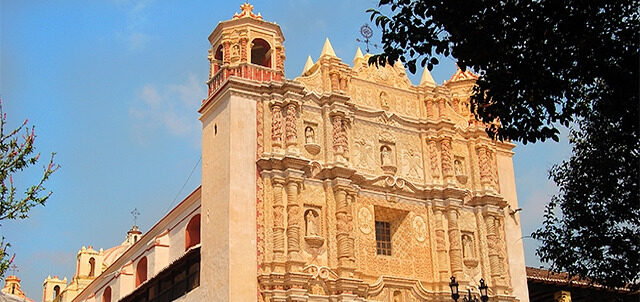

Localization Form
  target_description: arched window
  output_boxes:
[250,38,271,68]
[135,257,148,287]
[185,214,201,250]
[215,45,224,61]
[53,285,60,298]
[102,286,111,302]
[89,257,96,277]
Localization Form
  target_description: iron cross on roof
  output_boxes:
[9,264,18,276]
[131,208,140,227]
[356,24,379,53]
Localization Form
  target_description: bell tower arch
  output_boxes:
[198,4,289,301]
[206,3,285,96]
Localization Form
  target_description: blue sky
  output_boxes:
[1,0,571,298]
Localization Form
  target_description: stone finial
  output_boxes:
[320,38,337,58]
[353,47,364,63]
[420,67,436,86]
[302,55,314,74]
[232,2,263,20]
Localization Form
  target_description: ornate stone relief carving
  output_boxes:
[353,138,375,170]
[271,105,283,149]
[358,206,373,234]
[401,148,424,180]
[332,116,350,162]
[412,215,426,242]
[426,138,441,180]
[476,145,497,190]
[285,104,298,149]
[440,137,454,181]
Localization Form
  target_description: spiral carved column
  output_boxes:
[272,178,285,259]
[485,214,503,285]
[334,185,355,277]
[447,209,463,279]
[434,210,449,281]
[285,181,301,258]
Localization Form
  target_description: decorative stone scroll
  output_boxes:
[271,105,283,149]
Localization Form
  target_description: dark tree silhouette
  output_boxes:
[368,0,639,288]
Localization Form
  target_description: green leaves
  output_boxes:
[0,100,59,278]
[369,0,639,288]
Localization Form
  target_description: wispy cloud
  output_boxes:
[115,0,154,50]
[129,75,203,145]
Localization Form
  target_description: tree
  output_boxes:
[367,0,639,288]
[0,99,59,277]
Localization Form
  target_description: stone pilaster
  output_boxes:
[440,136,454,183]
[333,180,355,277]
[271,177,286,270]
[434,209,449,281]
[484,214,503,285]
[331,115,349,164]
[437,97,447,120]
[271,105,284,151]
[447,206,463,279]
[285,104,298,151]
[426,137,441,183]
[285,173,304,271]
[476,145,495,191]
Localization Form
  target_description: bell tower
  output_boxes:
[206,2,285,96]
[198,4,289,301]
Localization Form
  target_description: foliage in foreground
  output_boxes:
[368,0,639,288]
[0,100,59,278]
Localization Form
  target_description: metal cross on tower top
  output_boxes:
[356,24,379,53]
[131,208,140,227]
[9,264,18,276]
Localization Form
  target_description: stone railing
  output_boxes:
[207,63,283,96]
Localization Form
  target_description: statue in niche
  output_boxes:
[305,126,315,144]
[393,290,403,302]
[231,44,240,57]
[305,209,319,237]
[462,234,474,258]
[380,145,392,166]
[454,159,464,175]
[380,91,390,109]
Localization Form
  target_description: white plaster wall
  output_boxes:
[497,151,529,302]
[200,90,258,301]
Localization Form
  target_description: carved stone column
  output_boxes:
[330,71,340,92]
[440,137,454,183]
[271,105,284,150]
[285,179,302,269]
[240,37,248,62]
[426,137,441,182]
[425,99,438,120]
[476,145,495,191]
[437,97,447,120]
[447,208,463,279]
[222,41,231,64]
[434,210,449,281]
[272,177,286,264]
[285,104,298,150]
[334,182,355,277]
[485,214,503,285]
[275,45,285,73]
[331,116,349,163]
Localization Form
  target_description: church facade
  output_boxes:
[49,4,529,302]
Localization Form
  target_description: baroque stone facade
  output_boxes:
[198,4,528,302]
[62,4,528,302]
